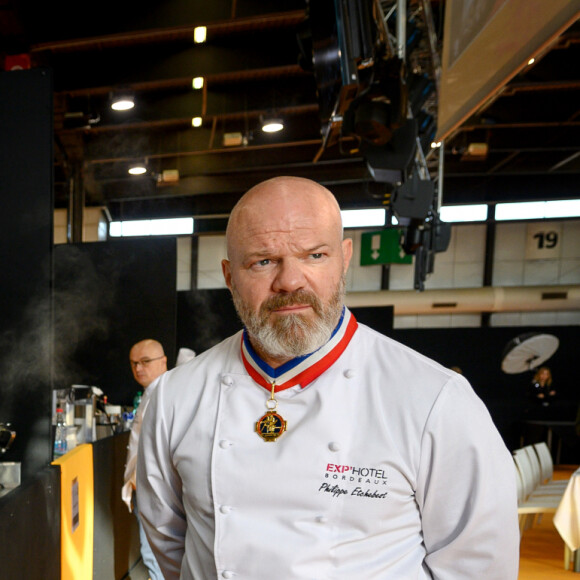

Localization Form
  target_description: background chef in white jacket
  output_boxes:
[137,176,520,579]
[122,339,167,580]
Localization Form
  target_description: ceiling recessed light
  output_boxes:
[128,164,147,175]
[111,92,135,111]
[192,77,204,90]
[261,118,284,133]
[194,26,207,44]
[192,116,203,127]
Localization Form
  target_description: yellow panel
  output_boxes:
[53,444,94,580]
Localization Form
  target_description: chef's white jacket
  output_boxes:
[122,378,159,511]
[137,319,520,579]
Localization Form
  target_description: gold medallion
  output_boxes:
[256,382,287,442]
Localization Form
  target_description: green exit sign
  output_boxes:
[360,229,412,266]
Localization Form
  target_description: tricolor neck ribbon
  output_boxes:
[241,307,358,393]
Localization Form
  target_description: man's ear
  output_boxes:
[221,259,232,290]
[342,238,353,274]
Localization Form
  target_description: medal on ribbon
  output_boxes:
[256,382,287,442]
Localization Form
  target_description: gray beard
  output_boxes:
[232,277,345,362]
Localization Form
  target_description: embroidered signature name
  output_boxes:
[319,482,388,499]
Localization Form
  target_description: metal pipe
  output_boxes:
[345,285,580,315]
[437,139,444,211]
[396,0,406,61]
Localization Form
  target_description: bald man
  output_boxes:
[138,177,519,579]
[123,339,167,580]
[129,339,167,390]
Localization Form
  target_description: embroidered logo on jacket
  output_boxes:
[319,463,389,499]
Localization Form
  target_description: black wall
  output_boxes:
[176,288,242,355]
[0,68,54,481]
[350,305,394,333]
[54,238,178,407]
[391,325,579,459]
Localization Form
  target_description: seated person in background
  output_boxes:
[529,366,556,407]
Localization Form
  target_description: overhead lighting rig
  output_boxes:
[307,0,446,291]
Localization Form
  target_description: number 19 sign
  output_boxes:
[525,222,562,260]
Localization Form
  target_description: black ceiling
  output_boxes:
[1,0,579,230]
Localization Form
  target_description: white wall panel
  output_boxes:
[197,270,228,289]
[176,237,192,291]
[393,315,418,328]
[425,261,454,289]
[454,224,486,262]
[493,260,525,286]
[523,259,560,285]
[555,311,580,325]
[417,314,452,328]
[495,222,526,260]
[450,314,482,327]
[388,263,415,290]
[562,220,580,258]
[559,259,580,284]
[347,263,382,291]
[453,261,484,288]
[521,311,563,326]
[198,235,227,289]
[490,312,524,326]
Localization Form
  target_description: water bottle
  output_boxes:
[122,411,134,431]
[133,391,142,413]
[54,407,67,458]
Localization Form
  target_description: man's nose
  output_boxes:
[272,259,306,293]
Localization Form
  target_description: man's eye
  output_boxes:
[256,259,270,266]
[311,253,323,259]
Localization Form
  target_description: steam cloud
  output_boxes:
[0,245,117,422]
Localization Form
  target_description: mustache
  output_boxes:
[260,291,321,314]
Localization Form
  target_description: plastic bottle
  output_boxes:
[122,411,135,432]
[54,407,67,458]
[133,391,142,413]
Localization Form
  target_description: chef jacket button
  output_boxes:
[219,440,231,449]
[222,571,234,579]
[343,368,355,379]
[328,442,341,452]
[221,375,234,386]
[315,515,328,524]
[219,505,231,514]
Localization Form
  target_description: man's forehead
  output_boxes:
[130,345,161,359]
[243,210,322,234]
[257,185,328,211]
[240,193,338,234]
[227,179,343,259]
[241,215,337,247]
